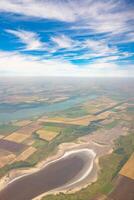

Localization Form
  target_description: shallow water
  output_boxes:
[0,149,94,200]
[0,95,97,123]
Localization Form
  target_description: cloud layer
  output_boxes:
[0,0,133,77]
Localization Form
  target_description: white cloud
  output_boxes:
[0,0,133,36]
[0,0,77,22]
[0,50,133,77]
[51,35,74,49]
[6,29,44,50]
[0,1,133,77]
[84,39,118,55]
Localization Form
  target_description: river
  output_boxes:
[0,95,97,123]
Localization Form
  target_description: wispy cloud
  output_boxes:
[6,29,44,51]
[51,35,74,49]
[84,39,118,55]
[0,0,77,22]
[0,50,133,77]
[0,0,133,77]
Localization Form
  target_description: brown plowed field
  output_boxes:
[109,175,134,200]
[0,139,26,153]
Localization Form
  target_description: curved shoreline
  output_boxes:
[6,148,96,189]
[0,148,96,200]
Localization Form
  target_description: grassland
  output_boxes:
[104,120,119,129]
[51,106,89,118]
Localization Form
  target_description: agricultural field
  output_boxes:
[0,150,16,168]
[119,153,134,179]
[0,99,132,175]
[0,139,26,153]
[15,146,37,162]
[5,132,30,143]
[0,124,19,136]
[13,120,32,127]
[36,129,59,141]
[0,91,133,200]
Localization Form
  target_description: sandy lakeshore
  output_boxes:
[0,124,129,200]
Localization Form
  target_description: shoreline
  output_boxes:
[0,124,128,199]
[0,142,97,192]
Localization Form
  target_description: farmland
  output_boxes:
[36,129,59,141]
[15,147,37,162]
[5,132,30,143]
[0,96,133,179]
[0,124,19,136]
[0,139,26,153]
[119,153,134,179]
[0,78,133,200]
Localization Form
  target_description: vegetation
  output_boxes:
[42,125,62,132]
[0,121,98,178]
[51,106,89,118]
[42,131,134,200]
[104,120,119,129]
[0,124,18,136]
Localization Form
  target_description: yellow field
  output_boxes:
[0,135,4,139]
[119,153,134,179]
[36,129,59,141]
[13,120,32,127]
[95,111,111,120]
[5,132,30,143]
[39,110,111,126]
[42,115,94,126]
[0,153,16,168]
[15,147,36,161]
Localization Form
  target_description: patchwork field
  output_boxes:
[15,146,37,161]
[0,97,133,200]
[17,122,42,135]
[36,129,59,141]
[42,116,93,126]
[5,132,30,143]
[83,97,117,114]
[0,124,18,136]
[109,175,134,200]
[0,139,26,153]
[0,152,16,168]
[120,153,134,179]
[13,120,32,127]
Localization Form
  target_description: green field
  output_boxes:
[0,124,18,136]
[0,121,98,178]
[42,125,62,132]
[49,105,89,118]
[104,120,119,129]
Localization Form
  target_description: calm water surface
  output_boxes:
[0,95,97,123]
[0,150,94,200]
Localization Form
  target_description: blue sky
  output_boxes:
[0,0,134,77]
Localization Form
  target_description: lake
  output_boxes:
[0,149,95,200]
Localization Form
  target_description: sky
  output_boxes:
[0,0,134,77]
